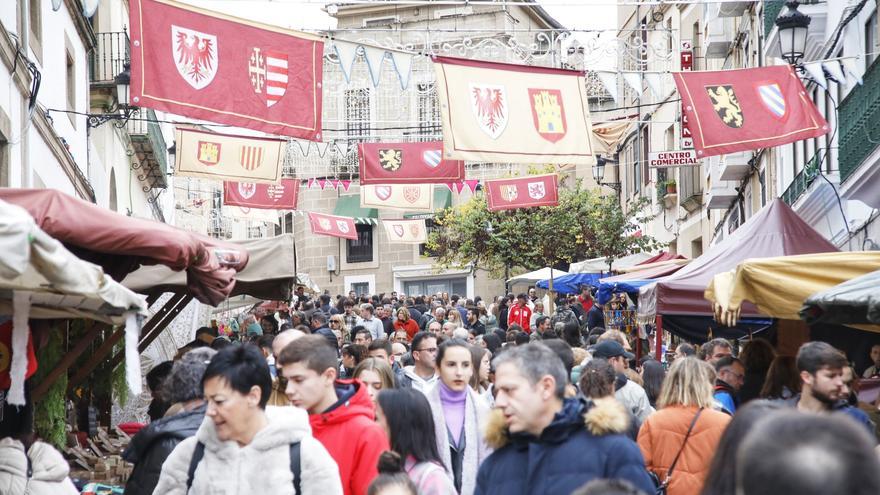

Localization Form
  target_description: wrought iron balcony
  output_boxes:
[839,58,880,184]
[781,150,823,206]
[90,31,130,83]
[127,109,169,190]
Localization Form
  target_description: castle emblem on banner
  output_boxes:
[172,25,218,90]
[528,89,567,143]
[248,47,289,108]
[197,141,221,165]
[470,84,508,139]
[500,185,518,202]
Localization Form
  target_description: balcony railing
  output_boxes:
[839,58,880,184]
[90,31,130,83]
[127,109,169,189]
[781,150,824,206]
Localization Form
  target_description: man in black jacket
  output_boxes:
[123,347,216,495]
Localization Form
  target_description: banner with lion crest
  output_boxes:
[358,141,464,185]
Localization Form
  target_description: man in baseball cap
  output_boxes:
[591,340,653,426]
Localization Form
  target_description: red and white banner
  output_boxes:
[223,179,300,210]
[130,0,324,140]
[361,184,434,211]
[358,141,465,185]
[308,212,358,240]
[485,173,559,211]
[382,219,428,244]
[433,56,596,165]
[673,65,828,157]
[174,127,284,183]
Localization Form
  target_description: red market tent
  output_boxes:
[0,188,248,306]
[637,251,687,266]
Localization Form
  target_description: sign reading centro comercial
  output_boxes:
[648,150,701,168]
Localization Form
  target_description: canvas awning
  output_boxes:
[334,195,378,225]
[801,268,880,326]
[405,187,453,219]
[597,260,690,305]
[638,199,838,322]
[124,234,297,303]
[536,273,602,294]
[508,267,568,286]
[0,188,248,306]
[569,252,655,274]
[0,199,149,404]
[705,251,880,328]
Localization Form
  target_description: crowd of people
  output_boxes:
[4,288,879,495]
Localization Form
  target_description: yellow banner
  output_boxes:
[360,184,433,211]
[433,57,596,165]
[383,219,428,244]
[175,127,284,184]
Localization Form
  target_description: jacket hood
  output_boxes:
[195,403,311,452]
[123,404,206,463]
[485,397,629,449]
[310,379,375,428]
[0,438,71,482]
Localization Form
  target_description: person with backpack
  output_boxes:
[153,345,342,495]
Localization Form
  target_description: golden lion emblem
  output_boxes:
[705,85,744,129]
[379,149,402,172]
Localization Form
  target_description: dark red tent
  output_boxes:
[637,251,687,266]
[0,188,248,305]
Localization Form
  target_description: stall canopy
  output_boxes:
[508,267,568,286]
[638,199,838,322]
[801,268,880,326]
[0,200,149,404]
[569,252,655,274]
[597,260,690,305]
[705,251,880,328]
[124,234,296,302]
[0,188,248,306]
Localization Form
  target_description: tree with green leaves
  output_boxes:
[426,177,660,278]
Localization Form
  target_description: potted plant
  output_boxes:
[666,179,677,194]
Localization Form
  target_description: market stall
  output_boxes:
[801,268,880,326]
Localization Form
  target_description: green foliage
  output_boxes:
[426,177,661,275]
[33,326,67,450]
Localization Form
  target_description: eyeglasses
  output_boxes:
[416,347,438,353]
[329,320,341,325]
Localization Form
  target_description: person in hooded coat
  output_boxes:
[153,345,342,495]
[475,343,654,495]
[124,348,216,495]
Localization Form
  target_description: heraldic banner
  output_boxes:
[222,206,280,225]
[361,184,434,211]
[358,141,465,185]
[175,127,284,183]
[309,212,358,240]
[673,65,828,157]
[382,219,428,244]
[130,0,324,140]
[433,56,596,165]
[485,173,559,212]
[224,179,300,210]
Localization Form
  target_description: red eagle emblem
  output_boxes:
[172,25,218,90]
[470,84,509,139]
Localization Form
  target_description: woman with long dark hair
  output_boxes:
[640,359,666,409]
[759,356,800,400]
[425,339,492,495]
[376,388,456,494]
[737,339,776,404]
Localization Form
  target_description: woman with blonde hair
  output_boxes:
[329,314,349,343]
[446,307,463,327]
[637,358,731,495]
[353,357,396,407]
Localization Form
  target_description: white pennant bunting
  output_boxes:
[596,71,619,105]
[841,57,863,86]
[363,46,388,87]
[823,61,846,84]
[644,73,664,99]
[315,142,331,158]
[622,72,643,95]
[802,62,827,90]
[390,52,414,90]
[333,40,360,84]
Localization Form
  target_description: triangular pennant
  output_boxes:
[823,61,846,84]
[52,0,63,11]
[330,179,340,190]
[465,179,480,193]
[802,62,827,90]
[317,179,327,190]
[294,140,309,157]
[363,46,387,87]
[307,178,316,189]
[82,0,99,17]
[340,180,352,191]
[841,57,863,85]
[389,52,415,90]
[596,71,620,105]
[444,182,455,192]
[622,72,643,95]
[454,182,465,194]
[315,142,330,158]
[333,40,360,84]
[644,73,664,100]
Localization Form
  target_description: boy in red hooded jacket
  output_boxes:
[278,335,389,495]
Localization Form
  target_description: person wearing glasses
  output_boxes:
[329,315,348,345]
[713,356,745,415]
[399,332,439,393]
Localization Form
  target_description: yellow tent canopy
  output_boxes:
[705,251,880,329]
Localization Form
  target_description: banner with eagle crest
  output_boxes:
[358,141,465,185]
[130,0,324,140]
[432,56,596,165]
[673,65,828,157]
[223,179,300,210]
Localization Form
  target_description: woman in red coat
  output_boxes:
[394,307,420,341]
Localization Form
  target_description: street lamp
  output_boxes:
[775,1,811,66]
[88,63,138,128]
[592,156,622,192]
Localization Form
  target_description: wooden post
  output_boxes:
[655,315,663,361]
[107,293,192,369]
[548,269,555,315]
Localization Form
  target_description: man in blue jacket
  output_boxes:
[475,343,655,495]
